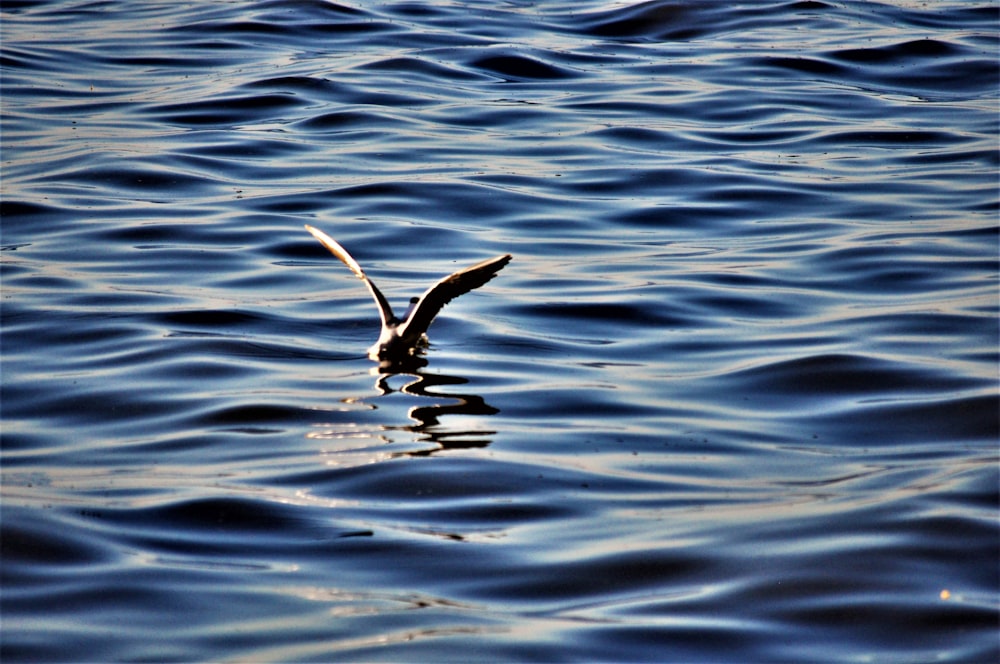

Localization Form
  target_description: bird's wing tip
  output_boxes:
[304,225,369,281]
[304,225,394,323]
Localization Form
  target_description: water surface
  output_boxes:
[2,1,998,662]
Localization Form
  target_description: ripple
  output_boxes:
[469,53,578,81]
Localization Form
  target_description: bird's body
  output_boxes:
[304,225,511,362]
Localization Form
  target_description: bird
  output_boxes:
[304,224,511,362]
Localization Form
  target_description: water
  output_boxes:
[2,1,997,661]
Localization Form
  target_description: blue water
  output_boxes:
[2,1,998,661]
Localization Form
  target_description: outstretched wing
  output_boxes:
[304,225,395,327]
[399,254,512,341]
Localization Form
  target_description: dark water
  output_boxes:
[2,1,998,661]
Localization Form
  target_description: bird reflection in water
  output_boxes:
[367,355,498,453]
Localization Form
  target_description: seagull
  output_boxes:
[305,225,511,362]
